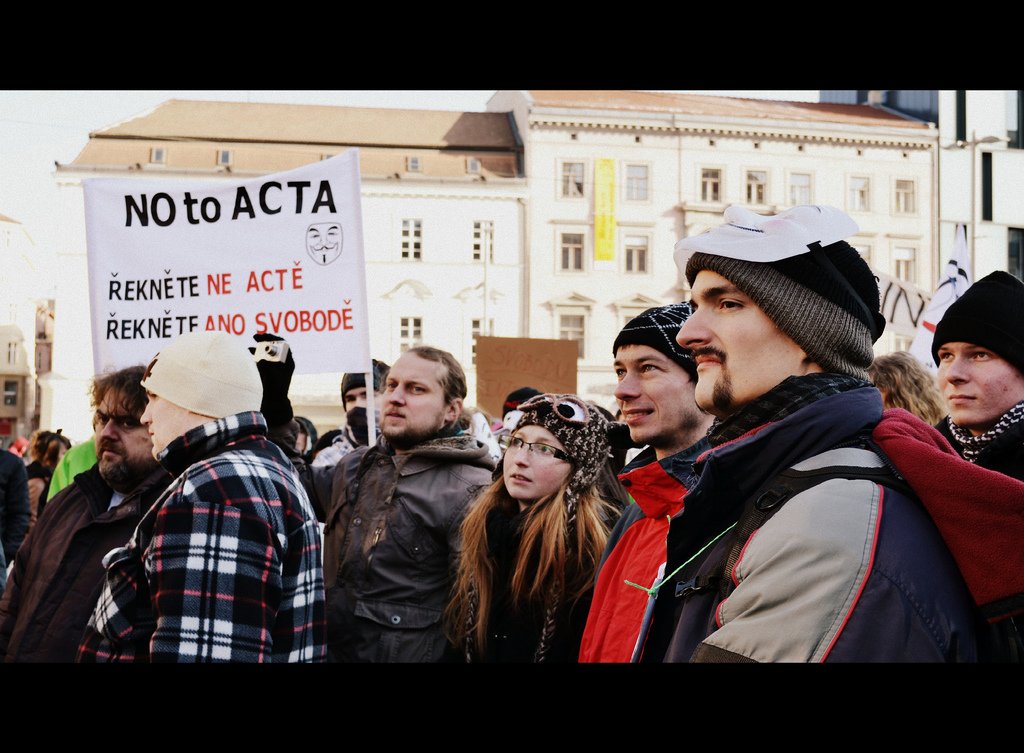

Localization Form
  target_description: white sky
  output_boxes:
[0,89,820,282]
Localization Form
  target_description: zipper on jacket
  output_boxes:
[366,526,384,570]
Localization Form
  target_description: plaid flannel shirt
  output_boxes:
[78,412,326,662]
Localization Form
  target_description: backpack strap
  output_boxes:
[678,440,915,603]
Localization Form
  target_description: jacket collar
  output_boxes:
[694,387,883,505]
[157,411,267,477]
[618,437,711,519]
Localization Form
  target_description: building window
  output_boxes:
[956,90,967,143]
[471,319,482,365]
[561,162,584,198]
[625,164,648,201]
[6,343,15,365]
[467,157,481,174]
[401,220,422,260]
[701,169,721,202]
[982,152,993,221]
[789,173,811,205]
[217,150,232,167]
[472,221,494,262]
[3,381,16,407]
[559,315,585,359]
[1008,91,1023,149]
[895,180,915,214]
[746,171,767,204]
[399,317,423,353]
[894,246,916,284]
[1010,228,1024,281]
[407,156,421,173]
[624,235,649,273]
[849,177,870,212]
[560,233,584,272]
[893,335,913,352]
[150,147,166,164]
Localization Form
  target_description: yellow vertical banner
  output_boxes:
[594,158,616,270]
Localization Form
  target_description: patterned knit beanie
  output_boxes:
[499,393,610,505]
[613,302,697,381]
[141,330,262,418]
[932,270,1024,377]
[674,205,885,381]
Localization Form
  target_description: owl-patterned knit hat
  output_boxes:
[500,393,610,504]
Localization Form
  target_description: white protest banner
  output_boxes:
[84,150,370,376]
[908,223,972,372]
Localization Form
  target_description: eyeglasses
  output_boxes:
[499,434,573,463]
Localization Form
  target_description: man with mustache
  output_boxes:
[628,204,1009,663]
[285,346,495,661]
[0,366,170,662]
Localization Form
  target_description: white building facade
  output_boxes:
[937,90,1024,281]
[0,214,49,447]
[488,90,938,412]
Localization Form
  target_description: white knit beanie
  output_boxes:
[141,330,263,418]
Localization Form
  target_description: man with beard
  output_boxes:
[0,366,170,662]
[630,205,1002,663]
[284,346,495,661]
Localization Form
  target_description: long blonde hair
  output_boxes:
[446,471,614,661]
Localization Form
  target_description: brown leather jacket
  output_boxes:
[295,433,494,662]
[0,465,170,663]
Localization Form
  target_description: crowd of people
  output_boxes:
[1,202,1023,662]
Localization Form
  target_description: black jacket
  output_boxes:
[0,451,30,574]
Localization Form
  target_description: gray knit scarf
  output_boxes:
[946,398,1024,463]
[708,372,870,447]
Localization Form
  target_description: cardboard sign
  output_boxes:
[83,150,370,375]
[475,336,578,417]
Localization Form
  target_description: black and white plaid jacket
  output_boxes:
[78,412,326,662]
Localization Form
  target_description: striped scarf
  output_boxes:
[946,398,1024,463]
[709,372,871,447]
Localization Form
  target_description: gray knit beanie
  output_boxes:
[674,205,885,380]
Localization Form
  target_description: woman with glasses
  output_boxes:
[446,393,618,662]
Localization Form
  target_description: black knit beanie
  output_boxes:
[932,270,1024,376]
[341,359,390,407]
[502,386,542,418]
[612,302,697,381]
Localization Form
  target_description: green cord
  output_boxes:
[623,521,737,598]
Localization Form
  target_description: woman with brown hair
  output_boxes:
[867,351,946,425]
[446,393,618,662]
[25,430,71,529]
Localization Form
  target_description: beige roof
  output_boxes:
[524,90,930,130]
[72,99,522,178]
[91,99,521,148]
